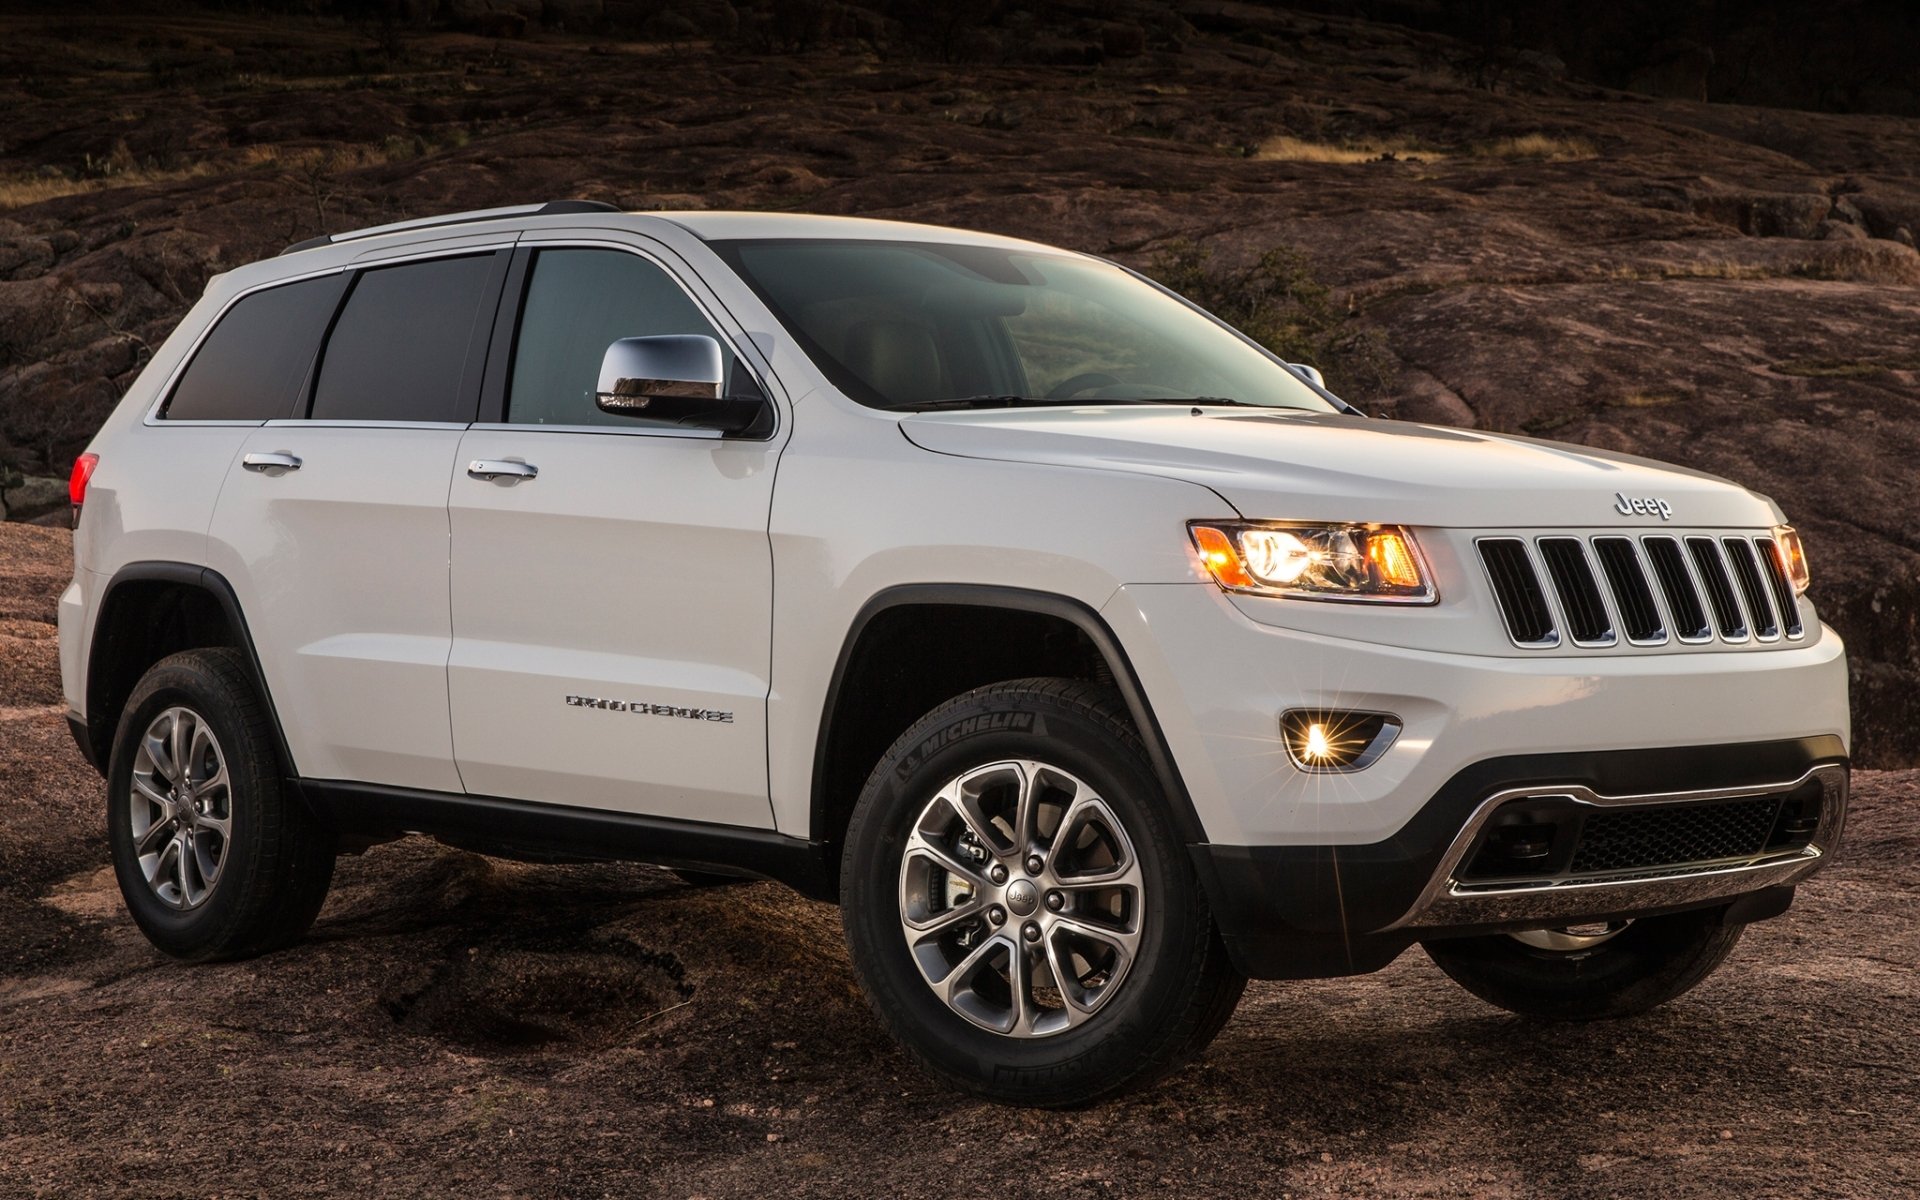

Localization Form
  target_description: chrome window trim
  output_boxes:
[261,419,471,431]
[1386,763,1847,932]
[465,421,725,441]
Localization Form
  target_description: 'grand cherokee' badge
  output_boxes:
[565,694,734,723]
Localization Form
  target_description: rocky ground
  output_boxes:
[1,8,1918,1195]
[4,518,1918,1197]
[1,6,1917,764]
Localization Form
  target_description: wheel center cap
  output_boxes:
[1004,879,1038,917]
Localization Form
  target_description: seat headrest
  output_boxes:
[844,319,942,405]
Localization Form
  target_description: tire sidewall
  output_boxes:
[106,655,271,958]
[842,686,1205,1097]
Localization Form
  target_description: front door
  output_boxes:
[447,242,782,827]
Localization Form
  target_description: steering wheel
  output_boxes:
[1045,372,1122,400]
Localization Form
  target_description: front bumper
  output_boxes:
[1099,582,1852,980]
[1190,738,1847,978]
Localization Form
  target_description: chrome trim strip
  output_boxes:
[1643,534,1718,645]
[1726,536,1783,643]
[1386,763,1846,932]
[1686,535,1751,643]
[1475,536,1560,649]
[1593,535,1669,647]
[1537,535,1618,648]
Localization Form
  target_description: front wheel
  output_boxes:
[1422,909,1743,1021]
[840,678,1245,1107]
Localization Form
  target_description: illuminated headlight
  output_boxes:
[1772,525,1811,595]
[1189,521,1436,603]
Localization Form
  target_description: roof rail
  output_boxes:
[280,199,623,256]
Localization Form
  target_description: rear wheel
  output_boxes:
[1423,909,1743,1020]
[106,649,336,961]
[841,678,1244,1106]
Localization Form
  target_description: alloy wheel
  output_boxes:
[128,706,233,910]
[897,760,1145,1038]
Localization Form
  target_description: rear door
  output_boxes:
[207,248,510,791]
[446,237,784,826]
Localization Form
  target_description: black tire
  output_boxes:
[106,648,336,961]
[840,677,1245,1107]
[1422,909,1743,1021]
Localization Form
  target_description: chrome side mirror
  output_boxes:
[596,335,723,410]
[595,335,769,435]
[1287,362,1326,389]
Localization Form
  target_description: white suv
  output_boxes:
[57,202,1850,1106]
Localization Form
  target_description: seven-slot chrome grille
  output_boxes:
[1478,533,1804,650]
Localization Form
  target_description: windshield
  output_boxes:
[709,238,1337,413]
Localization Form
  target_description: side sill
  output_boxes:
[295,780,837,902]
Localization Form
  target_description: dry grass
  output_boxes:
[1257,132,1598,165]
[1472,133,1600,161]
[1255,135,1429,163]
[0,135,469,211]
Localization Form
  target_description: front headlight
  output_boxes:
[1189,520,1436,603]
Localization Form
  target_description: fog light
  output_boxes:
[1280,709,1401,772]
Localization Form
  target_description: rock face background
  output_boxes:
[2,4,1916,762]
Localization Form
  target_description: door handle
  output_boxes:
[467,459,538,481]
[241,452,302,472]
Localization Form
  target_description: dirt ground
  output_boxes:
[2,527,1917,1199]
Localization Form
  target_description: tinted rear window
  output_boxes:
[163,274,346,421]
[310,254,497,423]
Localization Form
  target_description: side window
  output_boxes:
[506,248,735,428]
[162,274,346,421]
[309,254,497,423]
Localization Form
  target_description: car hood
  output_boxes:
[897,407,1781,529]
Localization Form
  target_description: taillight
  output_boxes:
[69,453,99,528]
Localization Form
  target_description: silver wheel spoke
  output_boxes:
[1010,762,1053,858]
[946,768,1017,858]
[143,729,177,787]
[935,930,1008,1003]
[186,720,217,786]
[170,713,192,792]
[1042,931,1097,1024]
[131,773,171,809]
[134,816,174,858]
[902,831,989,897]
[146,838,178,893]
[172,833,196,903]
[1008,942,1041,1037]
[1051,913,1140,970]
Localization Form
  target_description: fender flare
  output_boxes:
[85,561,299,781]
[810,583,1208,846]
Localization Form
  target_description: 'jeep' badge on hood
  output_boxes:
[1613,492,1674,520]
